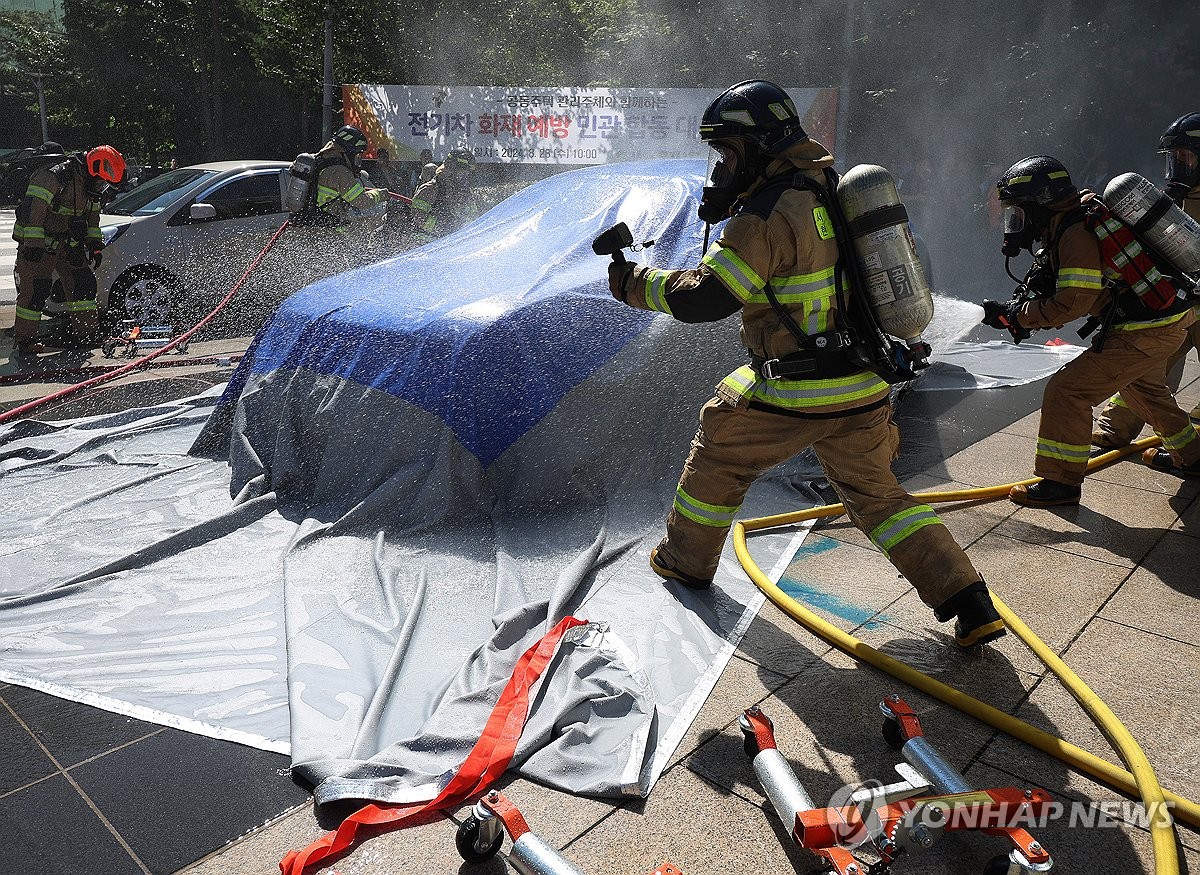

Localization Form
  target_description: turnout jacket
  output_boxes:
[1016,190,1191,333]
[408,169,477,239]
[12,159,101,253]
[614,139,890,418]
[313,142,386,223]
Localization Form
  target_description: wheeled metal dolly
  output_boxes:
[739,695,1054,874]
[102,321,189,358]
[456,789,683,875]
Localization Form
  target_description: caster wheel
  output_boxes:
[455,813,503,863]
[176,339,189,354]
[982,853,1015,875]
[882,716,905,751]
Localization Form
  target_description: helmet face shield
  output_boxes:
[705,143,738,189]
[1000,202,1043,256]
[1164,147,1199,189]
[1002,204,1026,235]
[698,140,755,223]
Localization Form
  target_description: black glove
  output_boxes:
[980,300,1013,330]
[88,245,103,269]
[608,258,633,303]
[21,247,44,263]
[981,299,1030,343]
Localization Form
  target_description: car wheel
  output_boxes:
[106,265,182,329]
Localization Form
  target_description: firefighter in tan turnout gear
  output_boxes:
[11,145,125,355]
[1092,112,1200,449]
[313,125,387,229]
[408,148,478,242]
[982,156,1200,506]
[607,80,1005,649]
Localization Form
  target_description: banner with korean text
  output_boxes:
[342,84,839,165]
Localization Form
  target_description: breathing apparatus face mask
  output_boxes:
[1001,203,1045,257]
[87,176,113,201]
[698,141,756,224]
[1164,148,1199,201]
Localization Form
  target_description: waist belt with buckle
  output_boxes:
[751,331,860,380]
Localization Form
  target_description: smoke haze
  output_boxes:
[401,0,1199,301]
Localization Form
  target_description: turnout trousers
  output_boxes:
[1092,315,1200,446]
[1037,314,1200,484]
[13,246,99,345]
[656,397,982,610]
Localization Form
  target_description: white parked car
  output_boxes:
[91,160,292,327]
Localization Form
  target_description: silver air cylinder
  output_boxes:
[509,831,588,875]
[283,152,318,213]
[836,164,935,348]
[1103,172,1200,274]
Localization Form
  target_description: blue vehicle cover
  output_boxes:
[211,159,707,467]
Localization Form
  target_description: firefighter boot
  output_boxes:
[1142,448,1200,478]
[649,544,712,590]
[1009,479,1082,508]
[935,579,1007,648]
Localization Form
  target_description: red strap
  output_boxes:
[279,615,588,874]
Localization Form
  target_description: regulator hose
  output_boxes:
[0,218,291,426]
[734,435,1194,875]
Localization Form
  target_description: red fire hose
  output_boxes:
[0,218,292,426]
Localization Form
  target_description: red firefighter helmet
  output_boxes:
[86,145,126,184]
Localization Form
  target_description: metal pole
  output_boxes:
[34,75,49,143]
[322,4,333,143]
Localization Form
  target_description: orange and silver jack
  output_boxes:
[456,790,683,875]
[739,695,1054,874]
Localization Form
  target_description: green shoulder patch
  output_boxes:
[813,206,835,240]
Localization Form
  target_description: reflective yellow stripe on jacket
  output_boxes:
[703,243,764,303]
[1056,266,1103,292]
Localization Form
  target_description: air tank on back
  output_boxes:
[1103,172,1200,274]
[283,152,318,214]
[836,164,935,352]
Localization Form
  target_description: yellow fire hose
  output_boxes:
[733,435,1195,875]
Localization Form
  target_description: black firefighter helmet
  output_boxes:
[995,156,1078,256]
[1158,112,1200,200]
[332,124,369,156]
[696,80,809,223]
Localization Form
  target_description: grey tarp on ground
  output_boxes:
[0,330,1074,801]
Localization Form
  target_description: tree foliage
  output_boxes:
[3,0,1197,197]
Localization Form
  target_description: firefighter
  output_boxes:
[407,148,478,242]
[313,124,387,230]
[982,156,1200,505]
[1091,112,1200,451]
[11,145,124,355]
[608,80,1004,649]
